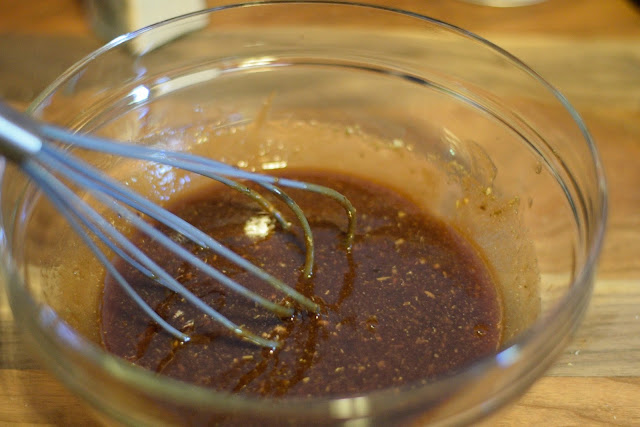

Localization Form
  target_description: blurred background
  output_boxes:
[1,0,639,425]
[2,0,639,107]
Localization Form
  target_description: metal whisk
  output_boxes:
[0,101,356,348]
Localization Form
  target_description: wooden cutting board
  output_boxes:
[1,0,639,424]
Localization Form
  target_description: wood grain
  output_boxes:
[2,0,640,37]
[1,0,639,425]
[0,370,98,426]
[482,377,640,426]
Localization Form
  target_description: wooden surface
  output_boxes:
[1,0,639,425]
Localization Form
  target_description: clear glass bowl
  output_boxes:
[0,2,606,425]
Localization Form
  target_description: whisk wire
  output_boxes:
[1,102,357,348]
[22,159,193,343]
[41,144,317,314]
[41,124,357,250]
[29,150,284,348]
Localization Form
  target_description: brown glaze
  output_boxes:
[100,170,502,398]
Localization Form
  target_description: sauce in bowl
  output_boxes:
[101,169,502,397]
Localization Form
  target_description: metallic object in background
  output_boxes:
[84,0,207,52]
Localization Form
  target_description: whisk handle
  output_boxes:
[0,100,43,163]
